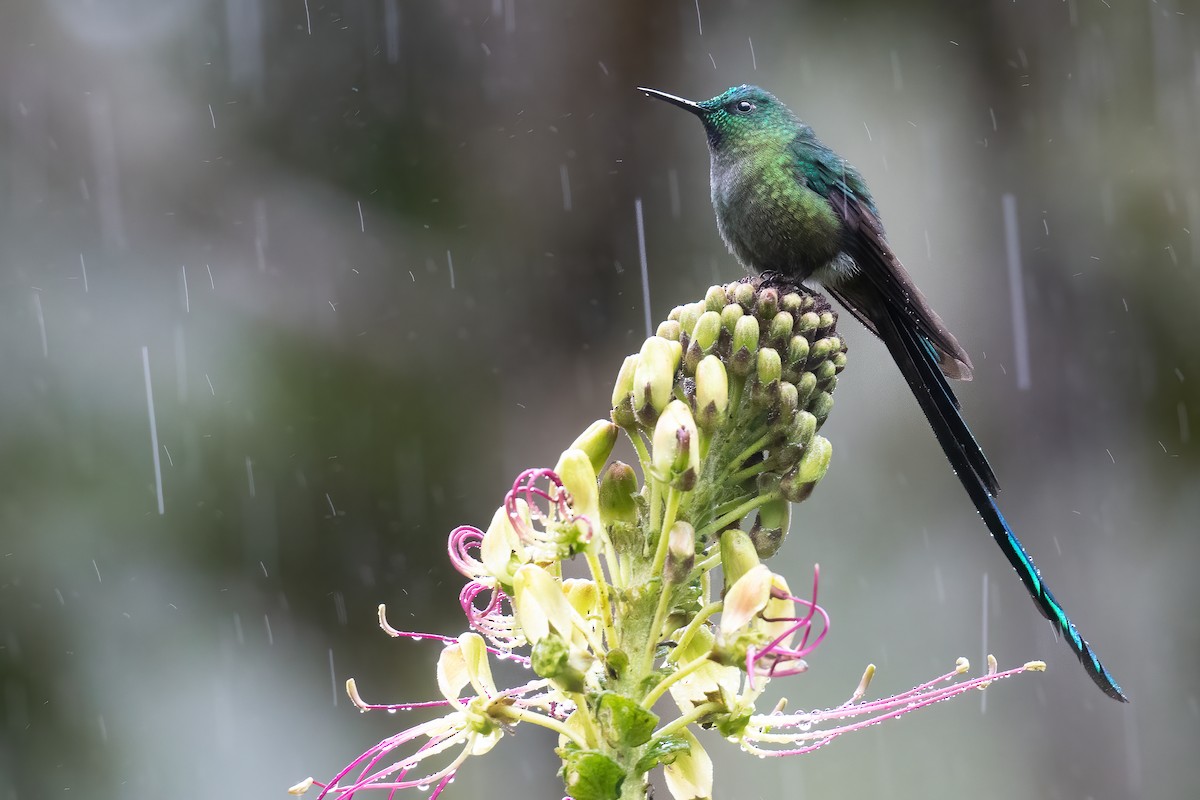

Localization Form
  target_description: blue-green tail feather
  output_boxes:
[876,302,1127,702]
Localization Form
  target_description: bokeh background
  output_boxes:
[2,1,1198,798]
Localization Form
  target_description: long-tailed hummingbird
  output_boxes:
[639,83,1126,702]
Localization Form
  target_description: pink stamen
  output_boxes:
[447,525,486,579]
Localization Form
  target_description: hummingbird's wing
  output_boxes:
[791,138,973,381]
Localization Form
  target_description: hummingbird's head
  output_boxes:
[638,84,801,152]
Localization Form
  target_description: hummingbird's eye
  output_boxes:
[733,100,756,114]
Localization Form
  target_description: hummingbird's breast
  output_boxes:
[709,148,844,280]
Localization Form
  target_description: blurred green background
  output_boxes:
[1,1,1197,798]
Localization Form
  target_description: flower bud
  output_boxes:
[817,310,836,337]
[731,315,760,377]
[568,420,619,476]
[704,284,727,312]
[780,291,804,315]
[781,435,832,502]
[651,400,700,491]
[787,335,810,370]
[756,287,780,319]
[634,337,676,424]
[756,347,782,386]
[732,281,756,309]
[809,336,836,363]
[750,497,791,559]
[769,311,794,345]
[694,355,729,432]
[611,354,638,408]
[797,311,820,337]
[678,303,702,345]
[685,310,722,372]
[656,319,682,341]
[598,461,639,525]
[719,529,761,589]
[789,411,818,450]
[814,359,838,388]
[797,435,832,483]
[833,351,848,372]
[777,380,799,425]
[665,520,696,584]
[720,302,744,333]
[531,633,586,693]
[789,373,814,412]
[810,390,834,424]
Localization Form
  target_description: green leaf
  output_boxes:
[561,750,624,800]
[596,692,658,748]
[634,734,691,774]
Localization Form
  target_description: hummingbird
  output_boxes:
[639,83,1126,702]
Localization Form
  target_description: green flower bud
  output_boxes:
[598,461,639,525]
[731,315,760,377]
[781,435,832,502]
[809,336,835,363]
[797,311,820,337]
[833,351,848,372]
[777,380,799,425]
[756,287,779,319]
[789,410,818,450]
[531,633,586,693]
[667,305,685,322]
[720,302,744,333]
[817,310,836,337]
[794,371,817,409]
[750,496,791,559]
[719,529,760,589]
[656,319,682,341]
[814,358,838,387]
[651,400,700,491]
[787,335,810,370]
[732,281,756,309]
[694,355,729,432]
[685,310,722,372]
[756,347,782,386]
[797,435,832,483]
[810,390,834,425]
[611,354,638,408]
[569,420,619,476]
[665,520,696,584]
[769,311,794,345]
[704,284,727,312]
[780,291,804,315]
[634,337,676,425]
[678,303,703,343]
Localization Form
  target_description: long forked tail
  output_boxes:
[866,297,1128,702]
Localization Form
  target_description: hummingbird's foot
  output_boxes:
[753,270,805,295]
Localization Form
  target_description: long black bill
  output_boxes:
[637,87,704,116]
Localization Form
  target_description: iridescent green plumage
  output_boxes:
[640,83,1126,702]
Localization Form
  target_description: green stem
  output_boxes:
[728,462,768,485]
[650,487,682,578]
[585,550,619,648]
[696,491,781,541]
[652,701,724,741]
[642,653,714,709]
[496,704,589,748]
[669,601,723,663]
[640,579,675,676]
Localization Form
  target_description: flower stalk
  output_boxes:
[294,280,1040,800]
